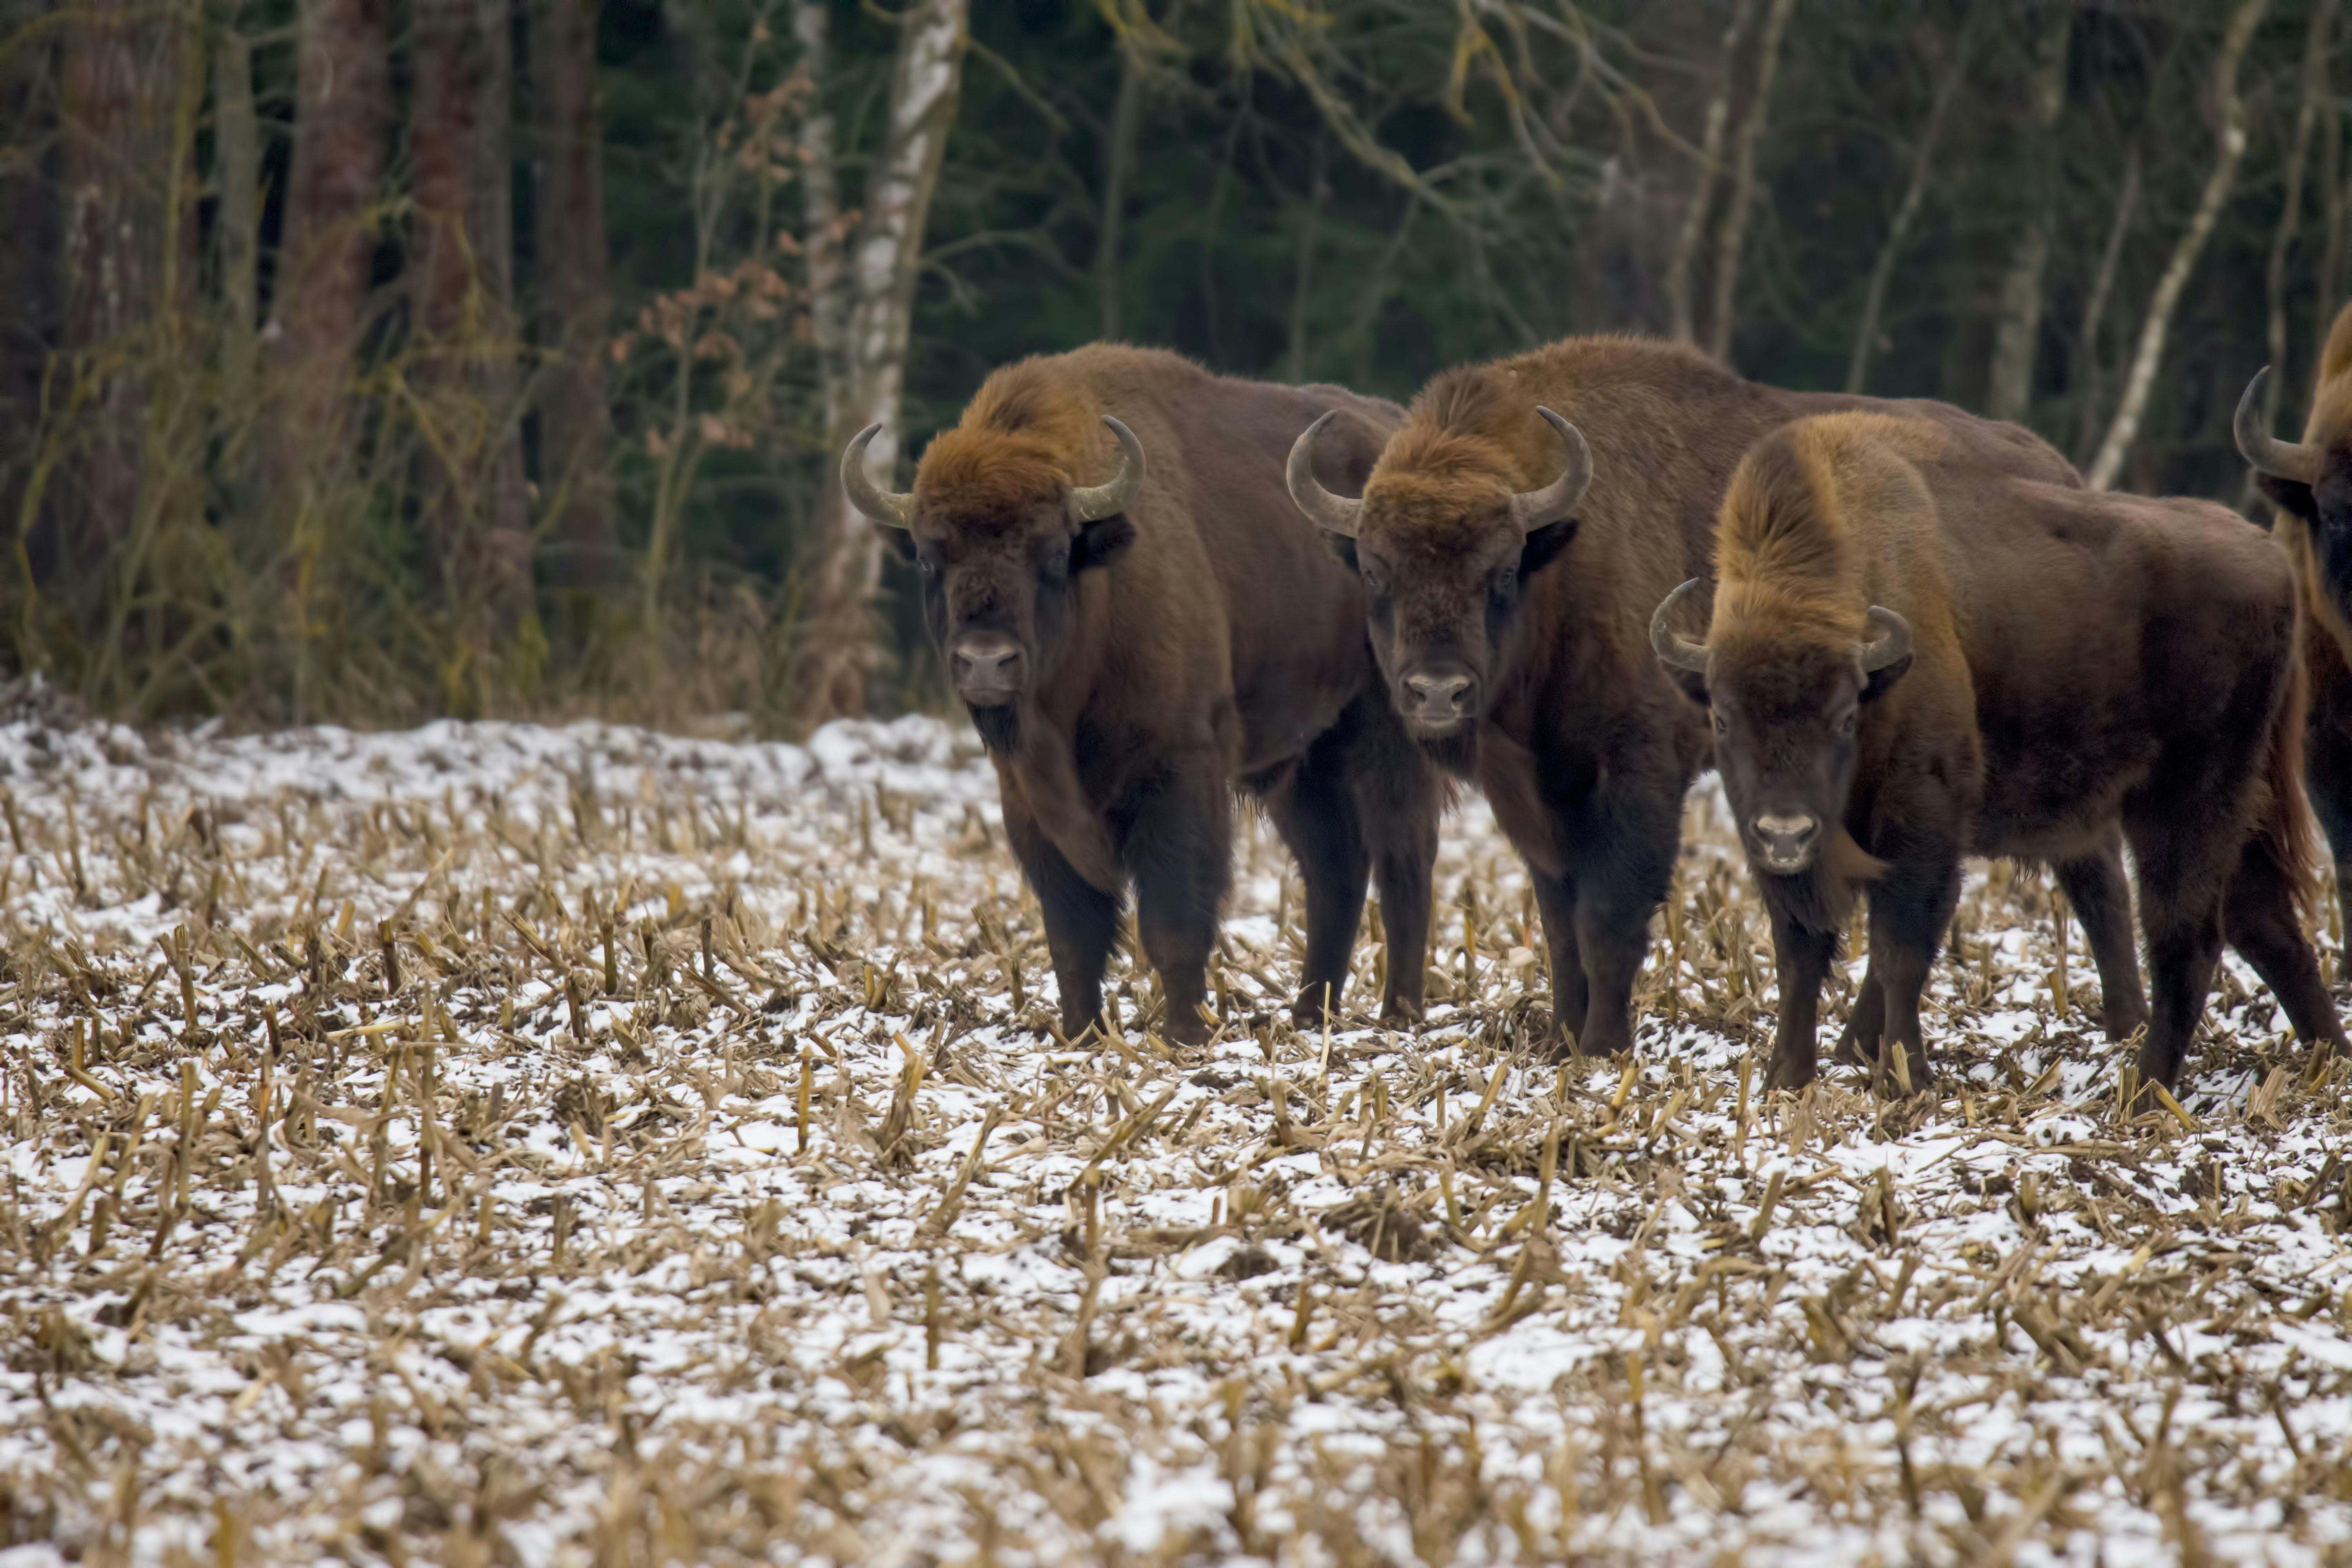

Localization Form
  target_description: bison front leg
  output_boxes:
[1263,730,1372,1026]
[1569,881,1658,1059]
[1865,857,1960,1093]
[1129,755,1233,1047]
[1346,694,1441,1024]
[1763,907,1837,1091]
[1528,869,1588,1054]
[1003,806,1123,1043]
[2054,835,2151,1042]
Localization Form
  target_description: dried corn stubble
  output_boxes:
[0,714,2343,1563]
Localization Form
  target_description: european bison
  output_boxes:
[2235,312,2352,943]
[1284,337,2124,1059]
[840,345,1438,1045]
[1653,412,2344,1091]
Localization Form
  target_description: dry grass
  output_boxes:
[0,693,2347,1565]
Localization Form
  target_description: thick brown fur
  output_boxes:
[2250,302,2352,946]
[1695,413,2343,1091]
[1336,335,2079,1059]
[893,344,1441,1046]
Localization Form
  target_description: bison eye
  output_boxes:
[1711,711,1728,735]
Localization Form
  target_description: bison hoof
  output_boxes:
[1764,1055,1817,1093]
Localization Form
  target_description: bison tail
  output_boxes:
[2253,633,2321,925]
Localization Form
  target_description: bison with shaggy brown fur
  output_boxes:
[1655,413,2344,1091]
[2235,306,2352,948]
[841,345,1438,1045]
[1286,338,2129,1060]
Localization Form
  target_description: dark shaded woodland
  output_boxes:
[0,0,2332,729]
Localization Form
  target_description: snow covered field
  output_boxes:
[0,695,2346,1565]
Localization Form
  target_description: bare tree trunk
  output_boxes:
[412,0,530,636]
[798,0,969,727]
[58,0,190,569]
[1098,36,1141,340]
[1846,19,1974,394]
[1663,0,1753,347]
[1705,0,1795,366]
[0,26,59,622]
[473,0,529,572]
[797,0,847,439]
[212,1,259,424]
[1984,0,2073,425]
[2321,95,2347,330]
[1287,132,1327,384]
[2248,0,2340,505]
[2087,0,2267,492]
[268,0,389,492]
[531,0,616,588]
[2070,147,2140,462]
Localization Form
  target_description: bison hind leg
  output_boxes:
[2222,829,2350,1054]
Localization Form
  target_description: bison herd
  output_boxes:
[842,313,2352,1100]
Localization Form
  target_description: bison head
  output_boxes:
[1287,405,1589,761]
[1651,578,1913,875]
[840,416,1143,746]
[2237,368,2352,630]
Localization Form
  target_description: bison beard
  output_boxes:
[840,345,1441,1045]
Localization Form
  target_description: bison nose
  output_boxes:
[950,634,1025,702]
[1401,668,1478,723]
[1751,812,1821,873]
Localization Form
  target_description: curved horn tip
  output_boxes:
[1648,577,1711,673]
[2235,365,2323,483]
[1070,415,1147,522]
[840,423,916,529]
[1511,406,1594,534]
[1285,410,1363,537]
[1860,605,1913,672]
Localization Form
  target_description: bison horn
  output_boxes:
[840,423,916,530]
[1069,416,1146,522]
[1285,410,1365,537]
[1509,407,1593,535]
[1860,605,1913,672]
[1649,578,1710,673]
[2234,367,2323,485]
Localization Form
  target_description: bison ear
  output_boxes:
[1071,515,1136,573]
[1323,533,1361,573]
[1519,518,1578,579]
[1860,655,1913,705]
[882,527,918,563]
[2258,473,2319,526]
[1664,668,1709,708]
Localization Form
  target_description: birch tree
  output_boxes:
[1706,0,1797,365]
[796,0,970,726]
[1662,0,1753,346]
[2087,0,2267,492]
[1984,0,2072,426]
[1846,16,1975,394]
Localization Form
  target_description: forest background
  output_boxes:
[0,0,2330,734]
